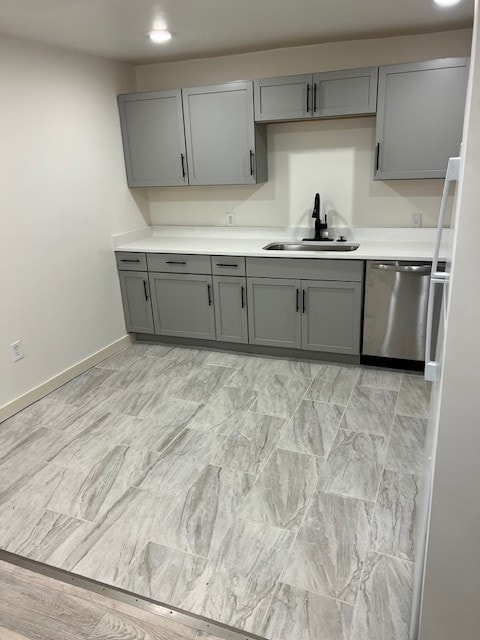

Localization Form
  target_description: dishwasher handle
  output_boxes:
[370,263,431,275]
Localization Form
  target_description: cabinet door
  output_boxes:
[375,58,468,179]
[213,276,248,344]
[149,273,215,339]
[247,278,301,349]
[301,280,362,355]
[118,271,154,334]
[118,90,188,187]
[313,67,378,117]
[182,81,264,185]
[254,74,313,121]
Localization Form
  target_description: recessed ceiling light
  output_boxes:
[149,29,172,44]
[433,0,462,7]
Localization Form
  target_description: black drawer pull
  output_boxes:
[207,284,212,306]
[143,280,149,301]
[313,83,317,112]
[120,258,140,263]
[303,289,306,314]
[296,288,300,313]
[165,260,186,265]
[306,83,310,113]
[180,153,186,178]
[375,143,380,172]
[216,263,238,268]
[249,150,254,176]
[241,286,245,309]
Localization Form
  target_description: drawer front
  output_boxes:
[147,253,212,274]
[116,252,147,271]
[211,256,246,276]
[246,257,363,282]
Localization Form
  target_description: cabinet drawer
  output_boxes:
[246,257,363,282]
[211,256,246,276]
[116,252,147,271]
[147,253,212,274]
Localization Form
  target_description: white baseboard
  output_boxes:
[0,335,133,423]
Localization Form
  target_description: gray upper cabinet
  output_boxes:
[247,278,302,349]
[253,67,377,122]
[375,58,469,180]
[118,271,155,334]
[149,273,216,340]
[213,276,248,343]
[254,74,312,121]
[302,280,362,354]
[312,67,377,117]
[118,90,188,187]
[182,81,267,185]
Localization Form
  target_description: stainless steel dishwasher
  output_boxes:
[362,261,440,362]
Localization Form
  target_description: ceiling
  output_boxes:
[0,0,474,64]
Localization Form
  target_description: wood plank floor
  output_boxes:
[0,559,221,640]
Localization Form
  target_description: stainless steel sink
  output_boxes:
[263,242,359,252]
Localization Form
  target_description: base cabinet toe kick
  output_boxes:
[116,252,364,359]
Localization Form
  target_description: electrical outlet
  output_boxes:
[226,212,235,226]
[11,340,24,362]
[411,213,422,228]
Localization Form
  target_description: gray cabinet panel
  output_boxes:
[182,81,266,185]
[213,276,248,343]
[302,280,362,354]
[254,74,312,122]
[313,67,378,117]
[247,278,302,349]
[118,271,154,334]
[147,253,211,274]
[118,90,187,187]
[375,58,468,180]
[246,257,363,282]
[149,273,215,339]
[115,252,147,271]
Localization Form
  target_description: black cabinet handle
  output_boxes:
[313,83,317,113]
[143,280,149,301]
[207,284,212,306]
[241,286,245,309]
[216,263,238,268]
[375,143,380,172]
[249,150,254,176]
[165,260,186,265]
[306,83,311,113]
[296,288,300,313]
[303,289,306,313]
[181,153,186,178]
[120,258,140,263]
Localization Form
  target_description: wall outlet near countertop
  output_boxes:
[11,340,24,362]
[411,213,422,228]
[226,212,235,226]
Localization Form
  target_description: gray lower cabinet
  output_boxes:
[375,58,469,179]
[302,280,362,354]
[118,271,155,334]
[149,273,216,340]
[213,276,248,343]
[117,90,188,187]
[182,81,267,185]
[247,278,302,349]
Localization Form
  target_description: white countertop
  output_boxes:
[113,226,447,262]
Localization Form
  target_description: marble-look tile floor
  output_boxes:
[0,342,430,640]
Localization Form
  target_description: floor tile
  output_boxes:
[151,464,255,557]
[88,607,197,640]
[260,582,353,640]
[213,411,286,475]
[322,430,387,501]
[369,470,418,560]
[384,415,427,475]
[282,491,372,603]
[187,386,257,435]
[306,366,359,405]
[252,374,311,419]
[227,357,277,391]
[349,552,413,640]
[357,368,403,391]
[341,386,397,436]
[278,399,343,458]
[0,398,78,434]
[273,358,323,379]
[47,368,115,405]
[396,374,431,418]
[172,366,234,404]
[242,448,323,530]
[204,350,250,368]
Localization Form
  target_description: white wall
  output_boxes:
[136,29,472,228]
[419,8,480,638]
[0,35,150,411]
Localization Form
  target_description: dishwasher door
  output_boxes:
[362,261,433,361]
